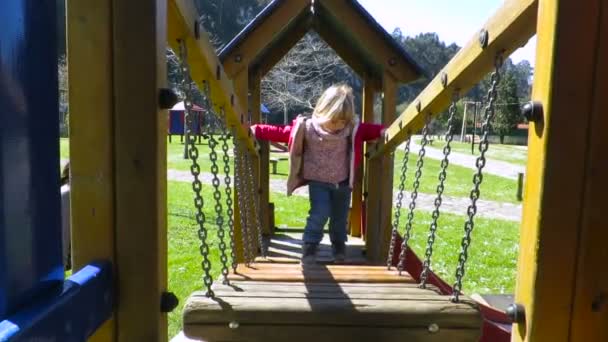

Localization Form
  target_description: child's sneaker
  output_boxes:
[332,242,346,263]
[301,243,318,265]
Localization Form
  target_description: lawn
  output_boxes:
[417,137,528,166]
[168,180,519,338]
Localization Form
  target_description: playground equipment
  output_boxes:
[1,0,607,341]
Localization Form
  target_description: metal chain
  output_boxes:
[178,41,214,297]
[220,120,237,273]
[386,136,412,269]
[397,116,431,275]
[234,139,255,265]
[245,152,266,258]
[452,53,504,302]
[204,101,230,284]
[420,93,459,288]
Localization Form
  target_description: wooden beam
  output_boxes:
[317,0,419,83]
[373,0,537,159]
[513,0,607,341]
[252,14,312,78]
[249,70,272,235]
[168,0,258,155]
[313,19,371,80]
[66,0,115,340]
[221,0,310,77]
[112,0,167,340]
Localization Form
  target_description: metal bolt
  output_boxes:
[428,323,439,333]
[229,321,239,329]
[158,88,179,109]
[235,54,242,63]
[521,101,543,123]
[506,303,526,324]
[479,29,489,48]
[160,292,179,313]
[441,72,448,87]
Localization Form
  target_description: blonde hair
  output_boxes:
[312,84,357,124]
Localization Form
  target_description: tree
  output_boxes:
[493,72,521,144]
[261,32,355,124]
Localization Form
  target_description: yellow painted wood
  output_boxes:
[569,7,608,338]
[374,0,537,159]
[512,0,604,341]
[112,0,167,340]
[167,0,258,155]
[66,0,116,340]
[220,0,311,77]
[316,0,419,83]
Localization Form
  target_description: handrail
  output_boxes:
[168,0,259,156]
[371,0,537,159]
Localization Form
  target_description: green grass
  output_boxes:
[167,180,519,337]
[393,149,519,203]
[418,138,528,166]
[60,138,69,160]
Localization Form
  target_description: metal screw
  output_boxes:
[158,88,179,109]
[235,54,242,63]
[521,101,543,123]
[479,29,489,48]
[506,303,526,324]
[441,72,448,87]
[428,323,439,333]
[229,321,239,329]
[160,292,179,313]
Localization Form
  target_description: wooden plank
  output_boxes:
[316,0,420,83]
[112,0,167,340]
[184,325,481,342]
[569,3,608,340]
[373,0,537,159]
[211,282,441,295]
[183,297,481,328]
[512,0,602,341]
[252,14,312,77]
[66,0,116,339]
[222,281,423,288]
[228,272,414,284]
[167,0,258,154]
[220,0,311,76]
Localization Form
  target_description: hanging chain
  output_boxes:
[452,53,504,302]
[420,93,459,288]
[387,136,412,269]
[245,152,266,258]
[234,139,254,265]
[203,96,230,284]
[221,120,237,273]
[397,116,431,275]
[178,41,214,297]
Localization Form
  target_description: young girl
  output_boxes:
[251,84,384,264]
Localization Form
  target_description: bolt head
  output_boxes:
[428,323,439,333]
[521,101,543,123]
[229,321,239,329]
[506,303,526,324]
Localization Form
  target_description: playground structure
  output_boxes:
[0,0,607,341]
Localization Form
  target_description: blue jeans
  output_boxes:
[303,180,351,245]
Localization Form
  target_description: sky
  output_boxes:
[357,0,536,64]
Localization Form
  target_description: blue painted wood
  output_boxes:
[0,0,63,319]
[0,262,113,342]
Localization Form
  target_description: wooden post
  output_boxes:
[513,0,608,341]
[350,79,375,238]
[365,74,396,263]
[112,0,167,339]
[250,69,272,236]
[67,0,116,339]
[231,70,249,262]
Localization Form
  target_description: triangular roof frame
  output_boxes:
[218,0,425,83]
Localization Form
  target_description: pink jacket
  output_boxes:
[251,117,384,195]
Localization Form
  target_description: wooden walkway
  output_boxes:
[180,232,483,341]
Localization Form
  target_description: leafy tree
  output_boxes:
[493,72,521,143]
